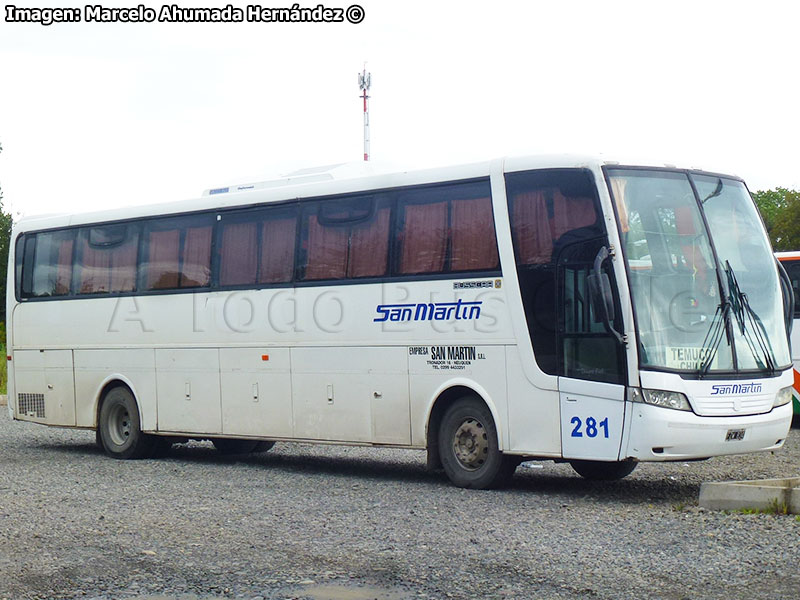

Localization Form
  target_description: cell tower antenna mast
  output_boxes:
[358,65,371,161]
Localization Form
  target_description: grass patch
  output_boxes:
[0,343,6,395]
[736,498,790,516]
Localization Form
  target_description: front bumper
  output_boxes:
[624,402,792,461]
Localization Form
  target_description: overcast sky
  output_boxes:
[1,0,798,217]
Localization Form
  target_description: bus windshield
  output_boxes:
[607,168,790,375]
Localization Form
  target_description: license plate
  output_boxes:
[725,429,746,441]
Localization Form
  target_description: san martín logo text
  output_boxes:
[374,299,482,323]
[710,382,763,395]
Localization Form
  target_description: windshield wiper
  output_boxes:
[725,261,777,374]
[698,300,729,378]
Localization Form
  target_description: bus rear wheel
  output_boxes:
[569,459,637,480]
[438,397,515,489]
[98,386,157,459]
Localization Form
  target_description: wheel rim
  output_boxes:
[107,403,132,447]
[452,417,488,471]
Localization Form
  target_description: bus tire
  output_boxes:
[569,459,637,480]
[438,396,512,489]
[98,386,157,460]
[211,438,259,455]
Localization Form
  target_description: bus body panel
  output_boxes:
[11,286,512,349]
[10,275,513,446]
[504,345,561,456]
[558,377,626,461]
[410,345,508,449]
[12,349,75,426]
[73,349,157,429]
[220,347,294,438]
[156,348,222,434]
[291,345,410,444]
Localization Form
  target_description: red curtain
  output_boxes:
[78,238,111,293]
[450,196,497,271]
[259,217,295,283]
[348,205,390,278]
[399,201,447,274]
[79,233,137,294]
[552,191,597,239]
[304,214,348,280]
[146,229,180,289]
[54,238,73,295]
[220,222,258,286]
[511,190,552,265]
[181,226,212,287]
[109,236,138,292]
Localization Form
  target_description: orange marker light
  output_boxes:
[261,354,269,361]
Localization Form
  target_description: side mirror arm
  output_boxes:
[587,246,627,346]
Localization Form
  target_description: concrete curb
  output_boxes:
[0,395,6,407]
[699,477,800,514]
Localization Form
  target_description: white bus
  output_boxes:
[6,156,795,489]
[775,251,800,418]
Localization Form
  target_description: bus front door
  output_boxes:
[556,246,627,461]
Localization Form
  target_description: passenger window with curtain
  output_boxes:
[218,205,297,287]
[21,229,76,298]
[74,224,140,294]
[142,214,214,290]
[299,195,390,281]
[395,180,498,275]
[506,169,623,382]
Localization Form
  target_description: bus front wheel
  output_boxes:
[569,459,637,480]
[438,397,515,489]
[98,386,157,459]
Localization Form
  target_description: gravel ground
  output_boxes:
[1,412,799,600]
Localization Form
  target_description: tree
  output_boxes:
[0,141,11,326]
[752,187,800,251]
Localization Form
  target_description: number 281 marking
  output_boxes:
[570,416,610,438]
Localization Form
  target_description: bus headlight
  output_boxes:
[630,388,692,411]
[774,386,793,408]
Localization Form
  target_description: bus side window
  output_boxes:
[218,206,298,287]
[142,215,214,290]
[299,196,389,281]
[395,180,498,276]
[450,194,498,272]
[395,196,447,275]
[24,230,76,298]
[75,224,140,294]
